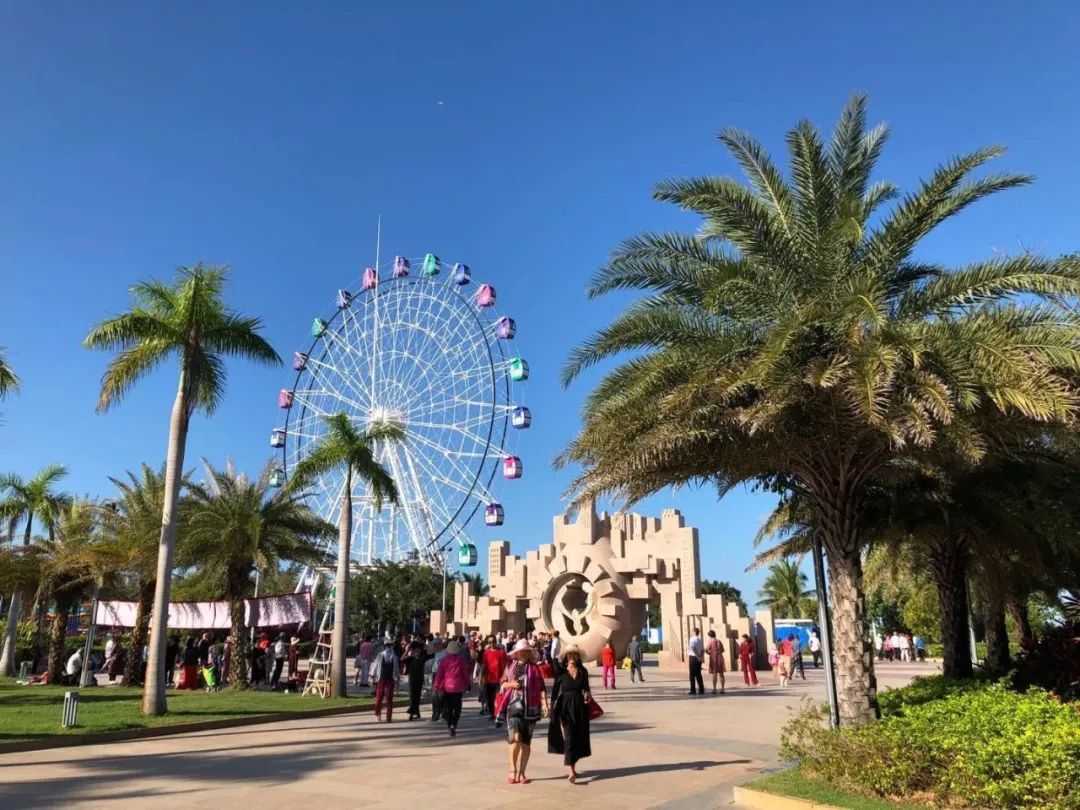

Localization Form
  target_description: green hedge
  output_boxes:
[782,678,1080,810]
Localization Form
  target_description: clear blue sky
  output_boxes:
[2,3,1078,604]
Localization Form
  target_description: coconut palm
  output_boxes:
[0,464,71,676]
[182,459,333,686]
[0,348,19,399]
[757,559,814,618]
[31,500,114,683]
[102,464,192,686]
[289,412,401,698]
[84,265,280,715]
[559,95,1080,725]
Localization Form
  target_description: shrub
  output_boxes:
[782,683,1080,809]
[877,674,988,717]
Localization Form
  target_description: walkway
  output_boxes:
[0,659,933,809]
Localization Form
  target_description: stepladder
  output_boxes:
[302,584,335,698]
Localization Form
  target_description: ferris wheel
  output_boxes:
[269,253,530,571]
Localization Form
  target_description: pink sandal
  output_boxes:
[517,775,530,784]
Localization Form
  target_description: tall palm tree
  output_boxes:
[0,464,71,676]
[102,464,192,686]
[31,500,114,683]
[0,348,19,399]
[757,559,814,618]
[84,265,280,715]
[289,412,401,697]
[182,460,333,686]
[559,95,1080,725]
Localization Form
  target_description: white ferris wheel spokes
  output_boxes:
[270,255,529,570]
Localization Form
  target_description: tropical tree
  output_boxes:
[31,500,114,683]
[0,348,19,399]
[460,571,489,597]
[181,460,333,686]
[84,265,280,714]
[102,464,192,686]
[350,560,446,634]
[701,579,749,614]
[289,412,401,698]
[0,464,71,675]
[757,559,814,618]
[559,95,1080,725]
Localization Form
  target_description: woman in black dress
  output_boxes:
[548,646,592,783]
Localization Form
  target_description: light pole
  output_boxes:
[250,566,261,646]
[811,531,840,728]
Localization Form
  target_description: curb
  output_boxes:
[732,785,842,810]
[0,699,391,755]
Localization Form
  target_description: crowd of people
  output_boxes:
[353,628,596,784]
[875,630,926,662]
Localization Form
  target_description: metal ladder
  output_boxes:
[302,584,335,698]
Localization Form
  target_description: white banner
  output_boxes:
[94,592,312,630]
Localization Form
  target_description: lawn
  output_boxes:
[0,679,372,741]
[745,766,929,810]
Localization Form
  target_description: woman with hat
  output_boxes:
[499,638,549,784]
[548,646,592,783]
[287,635,300,680]
[433,639,471,736]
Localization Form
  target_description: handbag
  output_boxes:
[621,656,632,671]
[586,694,603,720]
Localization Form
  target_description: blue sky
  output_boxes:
[2,3,1079,604]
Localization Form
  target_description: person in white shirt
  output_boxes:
[549,630,562,662]
[66,649,83,679]
[270,633,287,687]
[890,632,902,662]
[687,628,705,695]
[104,634,115,661]
[808,632,822,668]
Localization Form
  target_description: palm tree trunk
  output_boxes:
[1009,597,1034,641]
[142,379,190,716]
[982,591,1010,676]
[1,515,34,675]
[816,485,878,728]
[47,597,73,684]
[0,591,22,676]
[122,580,155,686]
[928,533,973,679]
[330,479,352,698]
[227,594,249,688]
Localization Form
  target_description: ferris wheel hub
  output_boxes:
[367,405,405,431]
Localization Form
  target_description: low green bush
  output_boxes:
[877,674,988,717]
[782,682,1080,809]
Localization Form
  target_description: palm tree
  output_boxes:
[559,95,1080,725]
[182,459,333,686]
[0,464,71,676]
[289,412,401,697]
[84,265,280,715]
[102,464,191,686]
[31,501,114,683]
[0,348,19,399]
[757,559,814,618]
[461,571,489,597]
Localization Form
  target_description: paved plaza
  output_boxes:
[0,660,931,809]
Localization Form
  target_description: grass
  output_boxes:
[745,766,929,810]
[0,679,373,741]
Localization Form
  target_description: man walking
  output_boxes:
[790,633,806,680]
[429,639,447,722]
[270,632,286,688]
[687,627,705,695]
[627,634,645,682]
[808,632,822,668]
[549,630,562,662]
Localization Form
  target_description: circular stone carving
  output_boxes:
[540,569,631,663]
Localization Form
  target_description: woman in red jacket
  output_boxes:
[738,634,759,686]
[600,641,617,689]
[434,639,471,737]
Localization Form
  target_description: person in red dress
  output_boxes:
[738,634,758,686]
